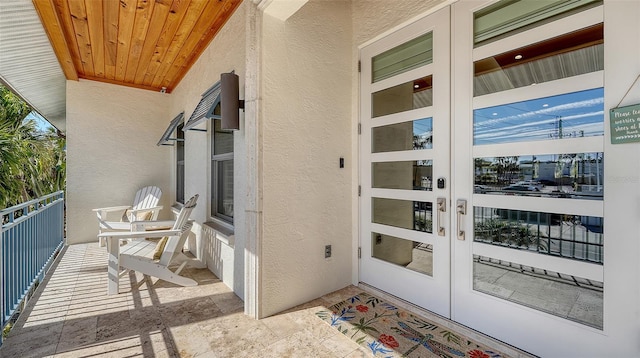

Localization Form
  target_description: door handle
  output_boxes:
[456,199,467,240]
[436,197,446,236]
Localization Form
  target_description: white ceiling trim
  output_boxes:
[259,0,308,21]
[0,0,66,130]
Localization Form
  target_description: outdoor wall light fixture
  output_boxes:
[221,72,245,130]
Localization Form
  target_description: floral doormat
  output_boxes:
[316,292,508,358]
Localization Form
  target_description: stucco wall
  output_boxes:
[66,79,171,244]
[260,0,353,317]
[352,0,446,46]
[256,0,446,317]
[601,1,640,355]
[168,0,247,298]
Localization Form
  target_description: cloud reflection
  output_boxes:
[474,88,604,145]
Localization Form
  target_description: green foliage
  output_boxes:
[410,318,438,331]
[350,316,380,338]
[441,330,461,345]
[474,218,547,251]
[355,336,367,345]
[2,322,12,338]
[415,217,433,232]
[0,85,65,209]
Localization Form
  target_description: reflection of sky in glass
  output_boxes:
[474,88,604,145]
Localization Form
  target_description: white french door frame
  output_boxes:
[451,1,611,356]
[359,6,452,318]
[356,1,640,356]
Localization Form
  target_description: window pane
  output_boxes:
[473,255,602,329]
[372,76,432,117]
[216,160,234,219]
[372,198,432,233]
[474,206,603,264]
[214,119,233,154]
[373,160,433,191]
[372,32,433,83]
[177,162,184,204]
[474,88,604,145]
[473,0,602,46]
[474,25,603,96]
[474,153,603,200]
[176,123,185,204]
[371,232,433,276]
[372,118,432,153]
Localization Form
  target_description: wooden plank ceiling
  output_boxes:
[33,0,242,93]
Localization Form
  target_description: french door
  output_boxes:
[359,7,451,317]
[360,1,608,355]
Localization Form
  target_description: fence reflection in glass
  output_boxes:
[474,206,603,264]
[372,198,433,233]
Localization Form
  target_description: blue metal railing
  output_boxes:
[1,191,64,344]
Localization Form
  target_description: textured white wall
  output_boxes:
[601,1,640,355]
[169,0,247,298]
[66,79,171,244]
[352,0,446,46]
[260,0,353,317]
[256,0,446,317]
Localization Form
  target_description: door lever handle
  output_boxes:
[436,197,446,236]
[456,199,467,240]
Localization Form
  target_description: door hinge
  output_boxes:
[358,123,361,134]
[358,185,361,196]
[358,247,362,259]
[358,60,361,73]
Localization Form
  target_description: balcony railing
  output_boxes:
[1,191,64,344]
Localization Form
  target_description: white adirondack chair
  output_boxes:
[98,194,201,294]
[93,185,163,246]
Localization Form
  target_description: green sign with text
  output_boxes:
[610,103,640,144]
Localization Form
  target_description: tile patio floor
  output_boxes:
[0,243,533,358]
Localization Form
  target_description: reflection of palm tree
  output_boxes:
[494,156,520,185]
[495,157,506,184]
[475,158,495,184]
[474,158,484,177]
[412,133,432,149]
